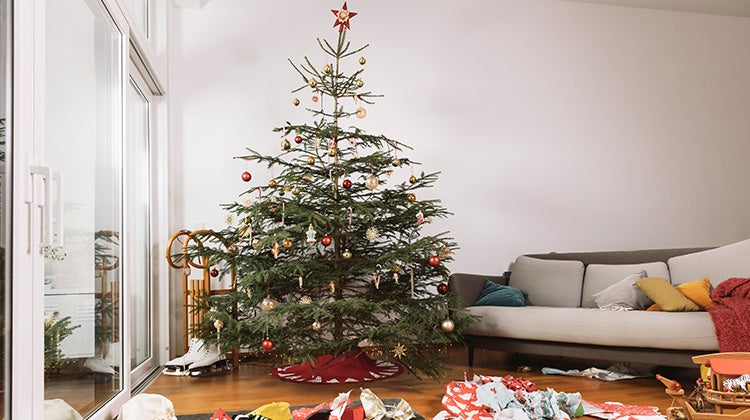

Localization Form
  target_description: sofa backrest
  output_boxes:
[524,247,711,266]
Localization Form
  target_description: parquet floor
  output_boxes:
[145,347,697,417]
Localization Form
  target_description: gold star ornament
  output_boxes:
[391,343,406,359]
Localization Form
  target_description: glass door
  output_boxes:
[41,0,124,416]
[0,0,9,417]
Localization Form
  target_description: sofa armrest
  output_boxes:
[449,272,509,308]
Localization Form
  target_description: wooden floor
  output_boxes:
[145,347,698,418]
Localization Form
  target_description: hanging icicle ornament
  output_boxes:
[298,275,304,288]
[214,319,224,351]
[330,281,336,293]
[306,224,317,243]
[271,236,281,259]
[410,269,415,298]
[246,289,253,299]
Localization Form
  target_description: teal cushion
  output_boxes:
[473,279,528,307]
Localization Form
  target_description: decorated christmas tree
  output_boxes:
[187,2,473,381]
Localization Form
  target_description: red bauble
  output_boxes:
[429,255,441,267]
[321,235,332,247]
[294,135,303,144]
[437,283,449,295]
[342,179,352,189]
[241,171,252,182]
[261,338,274,352]
[210,268,219,277]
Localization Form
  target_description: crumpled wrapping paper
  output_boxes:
[360,388,415,420]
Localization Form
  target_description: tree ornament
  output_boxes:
[342,179,352,189]
[437,283,449,295]
[429,255,441,267]
[416,211,425,225]
[441,319,455,333]
[327,143,337,157]
[241,171,252,182]
[321,235,332,247]
[294,135,303,144]
[391,343,406,359]
[246,289,252,299]
[312,320,322,331]
[309,79,318,88]
[355,107,367,119]
[306,224,317,243]
[407,193,416,202]
[355,79,364,88]
[225,214,235,225]
[323,63,333,74]
[282,238,294,250]
[331,2,357,32]
[392,158,401,167]
[312,95,319,103]
[292,187,300,196]
[300,295,312,305]
[391,264,401,273]
[330,281,336,293]
[210,268,219,277]
[261,297,277,312]
[366,226,379,242]
[365,174,379,190]
[281,138,291,150]
[307,156,315,165]
[271,238,281,258]
[342,249,352,259]
[293,98,300,106]
[409,175,417,184]
[268,179,277,188]
[438,246,452,259]
[261,338,274,352]
[182,266,191,276]
[359,56,366,65]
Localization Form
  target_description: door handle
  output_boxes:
[52,171,63,248]
[27,156,63,253]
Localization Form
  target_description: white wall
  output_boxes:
[168,0,750,278]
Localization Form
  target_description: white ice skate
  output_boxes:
[187,342,230,377]
[83,356,116,376]
[162,337,206,376]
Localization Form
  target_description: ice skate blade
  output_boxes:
[188,360,232,377]
[161,367,190,376]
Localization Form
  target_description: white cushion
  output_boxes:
[581,262,670,308]
[590,270,651,310]
[668,239,750,287]
[508,256,584,307]
[464,306,718,351]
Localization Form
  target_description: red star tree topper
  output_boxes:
[332,2,357,32]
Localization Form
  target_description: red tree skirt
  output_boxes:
[270,352,403,384]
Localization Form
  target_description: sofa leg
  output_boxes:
[468,345,474,367]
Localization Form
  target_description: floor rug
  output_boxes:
[176,398,424,420]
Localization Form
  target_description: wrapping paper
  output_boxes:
[360,388,415,420]
[330,391,353,420]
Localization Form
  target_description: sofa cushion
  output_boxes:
[668,239,750,287]
[473,280,527,307]
[508,256,584,307]
[463,306,718,351]
[591,270,651,310]
[581,262,670,308]
[636,277,701,312]
[648,278,713,311]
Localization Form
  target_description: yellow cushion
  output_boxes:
[635,277,700,312]
[675,278,713,309]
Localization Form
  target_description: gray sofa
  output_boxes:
[450,239,750,368]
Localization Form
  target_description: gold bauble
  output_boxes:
[438,246,452,259]
[309,79,318,88]
[365,175,379,190]
[268,179,277,188]
[260,297,277,312]
[293,98,300,106]
[323,64,333,74]
[391,264,401,273]
[441,319,455,333]
[281,138,291,150]
[409,175,417,184]
[327,145,337,157]
[407,193,416,202]
[355,79,364,88]
[282,238,294,250]
[311,320,322,331]
[292,187,300,196]
[307,156,315,165]
[284,185,292,192]
[342,249,352,259]
[355,107,367,119]
[359,57,366,65]
[392,158,401,167]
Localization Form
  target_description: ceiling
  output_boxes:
[564,0,750,18]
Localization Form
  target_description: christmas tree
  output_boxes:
[186,2,473,381]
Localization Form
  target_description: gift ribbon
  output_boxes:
[360,388,415,420]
